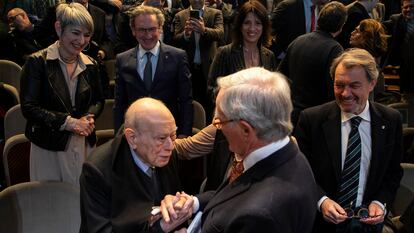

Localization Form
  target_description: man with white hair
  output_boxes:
[161,67,318,233]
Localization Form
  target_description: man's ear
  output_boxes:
[124,128,137,149]
[239,120,253,136]
[55,21,62,37]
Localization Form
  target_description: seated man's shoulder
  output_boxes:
[85,138,118,172]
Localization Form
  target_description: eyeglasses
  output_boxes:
[7,13,24,23]
[344,206,369,219]
[212,118,236,130]
[135,27,159,34]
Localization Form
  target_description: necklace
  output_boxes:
[58,48,78,64]
[243,46,259,68]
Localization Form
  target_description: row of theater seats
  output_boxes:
[0,164,412,233]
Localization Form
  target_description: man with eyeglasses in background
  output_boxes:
[80,97,193,233]
[113,5,193,138]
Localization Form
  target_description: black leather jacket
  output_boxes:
[20,49,105,151]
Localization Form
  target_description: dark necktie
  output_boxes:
[150,167,161,203]
[144,52,152,91]
[229,157,244,183]
[311,5,316,32]
[338,116,362,208]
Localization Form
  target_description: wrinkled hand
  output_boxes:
[161,192,194,223]
[320,198,348,224]
[359,202,385,225]
[191,18,205,34]
[174,228,187,233]
[74,114,95,136]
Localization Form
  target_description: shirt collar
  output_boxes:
[138,41,160,59]
[46,41,94,67]
[129,146,152,177]
[243,136,290,171]
[341,100,371,124]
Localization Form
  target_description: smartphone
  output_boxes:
[190,10,201,20]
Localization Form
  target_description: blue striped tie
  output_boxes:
[338,116,362,208]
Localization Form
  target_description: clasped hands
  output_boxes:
[184,18,205,37]
[157,192,194,232]
[73,114,95,136]
[321,198,385,225]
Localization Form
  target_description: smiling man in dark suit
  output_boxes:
[295,48,403,233]
[114,5,193,137]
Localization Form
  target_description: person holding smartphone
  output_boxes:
[173,0,224,122]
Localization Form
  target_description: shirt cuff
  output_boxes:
[62,116,77,131]
[371,200,386,212]
[192,196,200,214]
[317,196,329,212]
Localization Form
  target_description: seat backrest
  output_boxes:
[0,60,22,92]
[388,102,414,128]
[4,104,26,142]
[3,134,30,186]
[390,163,414,216]
[95,98,114,131]
[0,181,80,233]
[0,83,19,140]
[192,100,206,131]
[402,127,414,163]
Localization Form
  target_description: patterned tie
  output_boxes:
[338,116,362,208]
[229,157,244,183]
[144,52,152,91]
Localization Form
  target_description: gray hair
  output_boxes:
[128,5,165,28]
[330,48,379,82]
[217,67,293,141]
[56,2,94,33]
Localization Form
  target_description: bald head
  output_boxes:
[125,98,175,132]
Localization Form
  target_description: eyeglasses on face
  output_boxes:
[135,27,159,34]
[212,118,236,130]
[7,13,24,23]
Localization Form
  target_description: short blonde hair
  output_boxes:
[56,2,94,34]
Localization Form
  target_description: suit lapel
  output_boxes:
[47,61,73,112]
[365,102,387,194]
[152,43,166,87]
[126,47,146,91]
[322,103,342,182]
[203,141,298,213]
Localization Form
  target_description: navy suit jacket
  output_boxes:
[198,141,318,233]
[294,101,403,232]
[113,43,193,135]
[271,0,306,57]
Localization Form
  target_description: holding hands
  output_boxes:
[73,114,95,136]
[158,192,194,232]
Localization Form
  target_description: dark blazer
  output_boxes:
[207,43,277,92]
[383,13,414,93]
[271,0,306,57]
[80,134,182,233]
[198,141,318,233]
[336,1,370,49]
[20,49,105,151]
[113,43,193,135]
[294,101,403,232]
[173,7,224,78]
[278,30,343,125]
